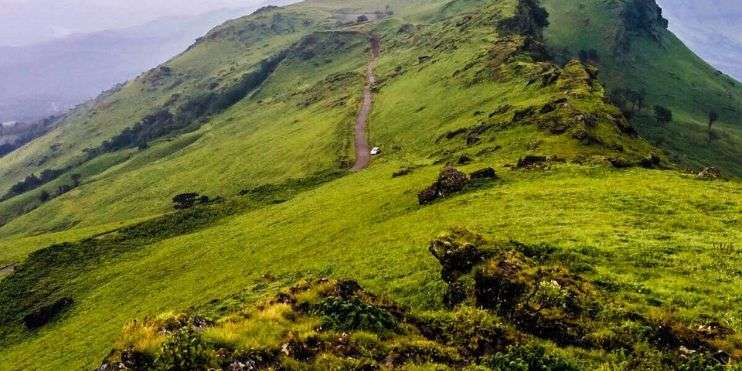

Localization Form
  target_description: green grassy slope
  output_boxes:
[0,0,657,242]
[0,0,739,369]
[0,30,368,238]
[542,0,742,175]
[1,163,739,369]
[0,5,328,197]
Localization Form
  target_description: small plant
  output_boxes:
[155,327,214,370]
[488,343,579,371]
[529,279,570,311]
[313,297,397,333]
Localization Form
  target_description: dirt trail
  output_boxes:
[351,35,380,171]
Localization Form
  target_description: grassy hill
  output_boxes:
[0,0,739,369]
[542,0,742,175]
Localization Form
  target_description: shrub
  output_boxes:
[488,343,579,371]
[155,327,214,370]
[415,306,513,357]
[313,297,397,333]
[677,351,727,371]
[653,105,672,125]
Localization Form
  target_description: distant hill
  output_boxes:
[543,0,742,174]
[0,8,255,123]
[656,0,742,80]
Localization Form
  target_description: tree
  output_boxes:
[39,190,50,202]
[608,88,645,117]
[628,89,645,112]
[708,111,719,131]
[653,105,672,125]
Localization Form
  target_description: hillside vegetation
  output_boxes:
[0,0,739,369]
[543,0,742,175]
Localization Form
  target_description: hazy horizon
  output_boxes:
[0,0,272,47]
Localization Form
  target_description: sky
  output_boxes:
[0,0,269,46]
[656,0,742,80]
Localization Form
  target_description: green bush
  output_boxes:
[313,297,397,333]
[488,343,579,371]
[155,327,214,370]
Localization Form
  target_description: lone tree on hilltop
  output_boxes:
[653,105,672,126]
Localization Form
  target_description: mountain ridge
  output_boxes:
[0,6,277,123]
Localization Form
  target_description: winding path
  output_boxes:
[351,35,380,171]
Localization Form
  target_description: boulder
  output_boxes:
[417,184,439,205]
[437,167,469,196]
[516,155,547,169]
